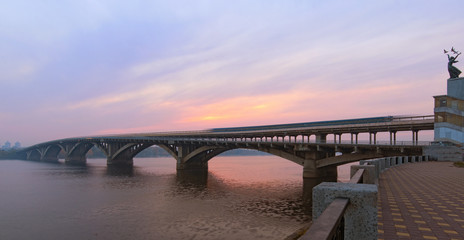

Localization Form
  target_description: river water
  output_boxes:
[0,156,353,240]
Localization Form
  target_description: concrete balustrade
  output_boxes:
[359,155,431,173]
[379,158,385,172]
[302,155,432,239]
[350,165,376,184]
[384,157,390,169]
[311,183,378,240]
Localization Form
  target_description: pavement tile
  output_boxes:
[377,162,464,240]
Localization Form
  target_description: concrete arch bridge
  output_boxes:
[20,115,433,189]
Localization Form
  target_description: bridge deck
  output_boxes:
[377,162,464,239]
[101,115,433,138]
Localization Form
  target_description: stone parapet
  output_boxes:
[312,182,378,240]
[350,165,376,184]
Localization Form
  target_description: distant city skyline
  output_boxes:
[1,141,21,150]
[1,1,463,146]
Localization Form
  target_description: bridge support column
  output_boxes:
[412,130,419,145]
[315,134,327,143]
[176,160,208,170]
[302,157,338,204]
[108,156,134,167]
[369,132,377,145]
[350,133,359,144]
[63,142,93,165]
[105,143,136,167]
[390,131,397,145]
[175,145,209,171]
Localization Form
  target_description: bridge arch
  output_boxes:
[63,142,95,165]
[41,144,62,162]
[173,143,310,170]
[26,148,41,161]
[108,142,154,165]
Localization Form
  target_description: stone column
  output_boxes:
[303,156,337,204]
[315,134,327,143]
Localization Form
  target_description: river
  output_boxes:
[0,156,353,240]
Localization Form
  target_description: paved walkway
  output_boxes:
[378,162,464,240]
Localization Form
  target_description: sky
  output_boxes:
[1,0,464,146]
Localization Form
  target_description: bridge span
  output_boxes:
[20,115,433,192]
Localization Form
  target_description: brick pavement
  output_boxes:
[378,162,464,240]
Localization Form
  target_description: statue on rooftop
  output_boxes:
[445,47,461,78]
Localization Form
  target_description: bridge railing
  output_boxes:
[299,155,432,240]
[160,136,431,146]
[391,115,434,121]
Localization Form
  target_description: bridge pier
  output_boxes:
[63,142,93,165]
[176,160,208,170]
[302,153,338,204]
[176,168,208,187]
[65,155,87,165]
[108,156,134,167]
[98,142,153,167]
[170,145,227,171]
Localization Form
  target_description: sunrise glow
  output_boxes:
[1,1,463,146]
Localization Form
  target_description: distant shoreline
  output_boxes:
[0,147,270,160]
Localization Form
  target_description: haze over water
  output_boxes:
[0,156,353,240]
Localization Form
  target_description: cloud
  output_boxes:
[2,0,464,145]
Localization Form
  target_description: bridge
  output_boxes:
[19,115,434,191]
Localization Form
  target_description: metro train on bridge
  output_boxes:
[210,116,395,133]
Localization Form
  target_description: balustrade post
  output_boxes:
[312,183,378,240]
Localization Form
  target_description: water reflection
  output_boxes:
[0,157,353,240]
[176,169,208,188]
[106,165,135,177]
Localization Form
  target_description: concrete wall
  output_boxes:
[447,77,464,99]
[434,123,464,144]
[423,145,464,162]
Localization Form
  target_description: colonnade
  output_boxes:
[221,130,423,146]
